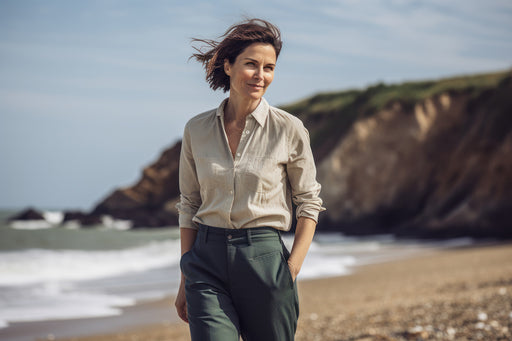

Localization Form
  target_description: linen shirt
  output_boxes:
[177,98,325,231]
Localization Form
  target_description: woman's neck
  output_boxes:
[224,95,261,123]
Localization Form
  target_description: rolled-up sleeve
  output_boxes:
[287,121,326,223]
[176,123,201,229]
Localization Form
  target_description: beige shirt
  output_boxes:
[177,98,325,231]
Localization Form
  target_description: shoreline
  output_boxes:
[0,297,180,341]
[3,242,511,341]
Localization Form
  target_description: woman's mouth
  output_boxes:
[248,84,264,90]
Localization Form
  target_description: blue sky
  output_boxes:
[1,0,511,210]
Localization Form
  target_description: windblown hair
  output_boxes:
[191,18,282,92]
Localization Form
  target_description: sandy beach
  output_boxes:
[44,242,512,341]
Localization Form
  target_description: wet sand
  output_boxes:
[33,242,512,340]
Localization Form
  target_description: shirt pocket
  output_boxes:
[243,157,283,198]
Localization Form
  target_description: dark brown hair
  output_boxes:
[191,18,282,92]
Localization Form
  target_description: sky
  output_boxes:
[1,0,511,211]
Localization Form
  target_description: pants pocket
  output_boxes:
[179,244,197,274]
[280,251,296,287]
[180,235,201,274]
[247,249,294,291]
[179,250,191,274]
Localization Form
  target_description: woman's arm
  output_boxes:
[180,227,198,259]
[287,216,317,281]
[175,227,198,323]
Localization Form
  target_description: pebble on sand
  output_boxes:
[477,312,488,321]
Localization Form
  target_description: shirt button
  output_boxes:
[244,130,250,134]
[227,235,232,240]
[236,153,241,157]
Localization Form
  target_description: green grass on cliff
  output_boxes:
[368,70,511,110]
[282,69,511,117]
[279,69,511,155]
[282,90,360,116]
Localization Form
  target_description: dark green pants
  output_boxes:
[180,224,299,341]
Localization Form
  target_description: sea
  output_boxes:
[0,209,475,337]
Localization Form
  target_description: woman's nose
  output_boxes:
[253,67,263,79]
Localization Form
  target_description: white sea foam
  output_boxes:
[283,236,359,280]
[101,216,132,230]
[0,238,182,327]
[9,220,54,230]
[8,210,64,230]
[0,289,134,325]
[8,212,133,231]
[0,239,181,286]
[300,253,356,279]
[42,211,64,225]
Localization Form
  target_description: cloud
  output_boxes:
[280,0,511,74]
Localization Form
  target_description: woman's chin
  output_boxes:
[247,90,266,101]
[231,88,267,102]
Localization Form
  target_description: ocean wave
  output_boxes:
[42,211,64,225]
[0,288,135,326]
[9,220,54,230]
[8,210,133,231]
[282,235,359,279]
[0,239,181,286]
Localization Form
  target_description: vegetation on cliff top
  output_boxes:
[280,69,511,161]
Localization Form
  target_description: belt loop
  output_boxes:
[204,226,209,244]
[247,228,252,246]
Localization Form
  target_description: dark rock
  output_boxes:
[91,141,181,228]
[63,211,102,226]
[7,207,45,221]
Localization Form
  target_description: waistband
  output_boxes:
[197,224,281,245]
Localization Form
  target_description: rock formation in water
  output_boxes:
[90,141,182,227]
[74,70,512,237]
[7,207,45,221]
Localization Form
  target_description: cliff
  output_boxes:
[285,70,512,237]
[92,70,512,237]
[91,142,181,227]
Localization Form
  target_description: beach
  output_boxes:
[48,242,512,341]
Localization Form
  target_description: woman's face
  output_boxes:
[224,42,276,102]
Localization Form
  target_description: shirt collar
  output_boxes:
[216,98,269,127]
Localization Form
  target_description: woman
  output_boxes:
[175,18,325,341]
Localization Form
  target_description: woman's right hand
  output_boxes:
[175,279,188,323]
[176,228,197,323]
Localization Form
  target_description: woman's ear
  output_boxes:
[224,59,231,76]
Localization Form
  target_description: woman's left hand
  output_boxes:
[287,217,317,283]
[287,259,300,282]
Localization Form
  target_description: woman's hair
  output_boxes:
[191,18,282,92]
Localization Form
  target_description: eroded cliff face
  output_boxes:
[317,76,512,237]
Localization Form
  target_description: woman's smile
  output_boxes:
[248,83,264,89]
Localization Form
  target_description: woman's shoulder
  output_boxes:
[268,105,307,133]
[185,107,218,131]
